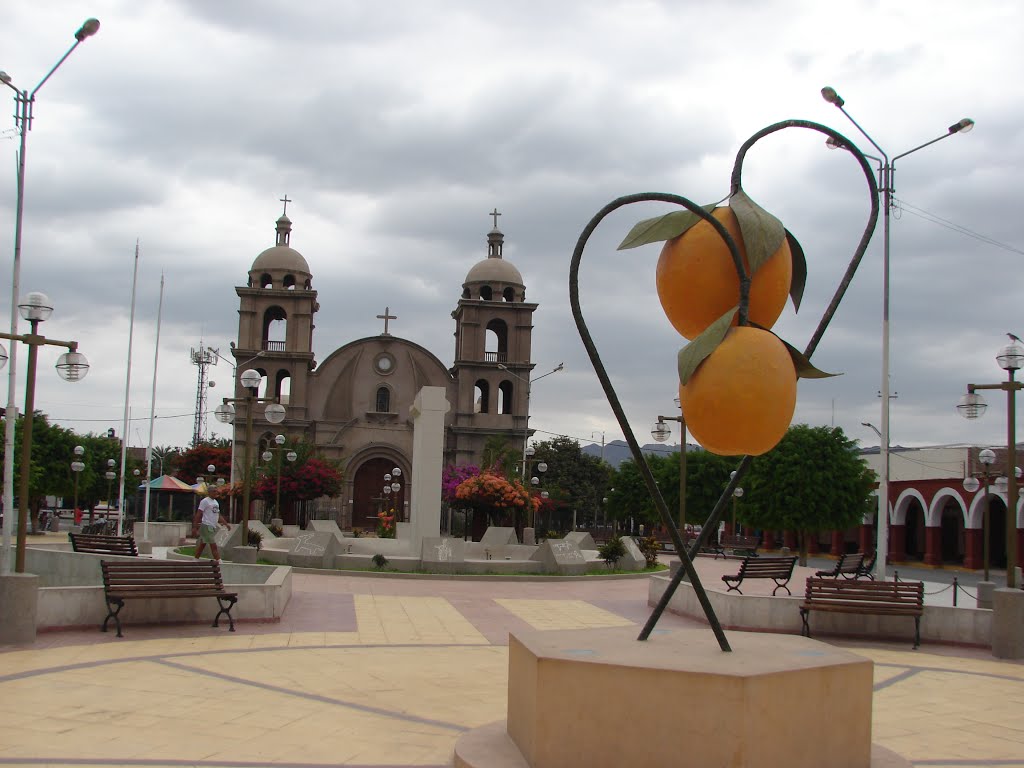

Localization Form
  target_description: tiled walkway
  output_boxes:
[1,567,1022,767]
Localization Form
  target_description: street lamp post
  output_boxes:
[497,362,564,488]
[957,336,1023,588]
[821,85,974,581]
[0,292,89,571]
[71,445,85,523]
[962,448,997,582]
[261,436,297,524]
[652,407,687,531]
[214,369,286,545]
[210,348,264,521]
[522,451,548,529]
[0,19,100,576]
[729,470,744,533]
[104,458,116,529]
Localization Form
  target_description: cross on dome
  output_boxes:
[377,306,397,335]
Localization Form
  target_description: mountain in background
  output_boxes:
[582,439,697,469]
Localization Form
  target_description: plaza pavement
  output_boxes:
[1,557,1023,767]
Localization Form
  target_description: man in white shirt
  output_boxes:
[192,490,230,561]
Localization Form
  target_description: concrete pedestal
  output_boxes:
[454,627,904,768]
[0,573,39,645]
[230,546,258,564]
[137,540,154,555]
[522,528,535,546]
[976,580,995,610]
[991,587,1024,659]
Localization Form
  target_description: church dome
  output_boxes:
[465,251,523,285]
[462,221,525,298]
[249,213,312,282]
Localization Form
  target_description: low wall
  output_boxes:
[648,573,992,647]
[133,521,190,546]
[26,547,291,631]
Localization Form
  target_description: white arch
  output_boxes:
[891,488,927,526]
[987,488,1024,528]
[864,489,891,525]
[927,487,968,528]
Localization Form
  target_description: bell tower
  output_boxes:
[234,200,318,431]
[449,210,538,463]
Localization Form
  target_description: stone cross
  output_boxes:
[377,306,397,335]
[489,208,501,228]
[280,194,291,216]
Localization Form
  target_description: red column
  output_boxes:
[924,526,942,566]
[807,536,820,555]
[889,524,906,563]
[763,530,776,550]
[783,531,798,550]
[830,531,846,555]
[859,524,874,554]
[963,528,982,570]
[724,521,735,536]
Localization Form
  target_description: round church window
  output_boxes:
[374,353,396,375]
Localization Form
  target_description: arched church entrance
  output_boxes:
[352,457,409,532]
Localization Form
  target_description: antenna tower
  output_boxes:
[191,345,218,446]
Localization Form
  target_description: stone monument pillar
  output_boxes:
[409,387,450,550]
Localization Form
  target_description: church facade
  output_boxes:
[229,208,538,529]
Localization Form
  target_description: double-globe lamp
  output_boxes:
[0,291,88,571]
[957,337,1024,588]
[214,368,285,544]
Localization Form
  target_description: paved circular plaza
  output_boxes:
[1,566,1022,767]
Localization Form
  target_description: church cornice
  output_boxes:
[236,287,319,299]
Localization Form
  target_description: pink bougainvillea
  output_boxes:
[442,464,480,504]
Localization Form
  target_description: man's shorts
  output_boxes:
[199,524,218,544]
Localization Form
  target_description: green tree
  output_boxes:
[531,436,612,530]
[742,424,876,564]
[481,435,518,478]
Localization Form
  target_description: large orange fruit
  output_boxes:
[657,206,792,340]
[679,326,796,456]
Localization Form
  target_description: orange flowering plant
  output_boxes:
[376,509,396,538]
[454,471,537,522]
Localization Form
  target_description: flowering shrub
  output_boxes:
[442,464,480,503]
[454,472,537,520]
[376,510,396,538]
[253,457,343,503]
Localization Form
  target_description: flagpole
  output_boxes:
[143,273,164,541]
[117,241,139,535]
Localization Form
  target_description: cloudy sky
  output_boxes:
[2,0,1022,463]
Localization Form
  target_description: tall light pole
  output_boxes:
[0,292,89,570]
[963,448,997,582]
[261,435,296,524]
[104,458,117,527]
[0,18,100,575]
[214,368,286,544]
[497,362,563,486]
[957,336,1023,588]
[71,445,85,522]
[210,348,264,520]
[652,405,687,530]
[822,85,974,580]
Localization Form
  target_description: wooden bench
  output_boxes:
[70,533,138,557]
[856,552,877,580]
[100,560,238,638]
[800,577,924,648]
[707,534,760,560]
[814,551,865,580]
[722,555,798,595]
